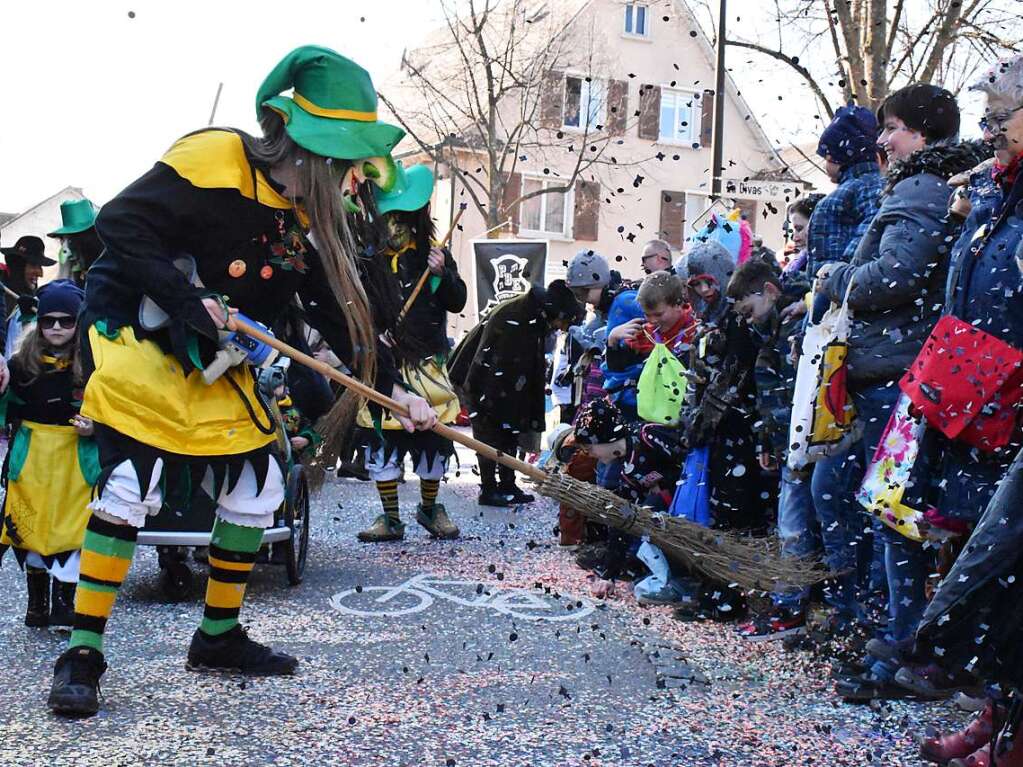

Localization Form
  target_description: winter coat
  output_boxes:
[752,284,809,455]
[926,156,1023,523]
[822,141,990,388]
[916,445,1023,690]
[805,161,884,276]
[447,286,550,434]
[397,245,467,357]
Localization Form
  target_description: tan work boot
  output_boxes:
[416,503,460,539]
[356,514,405,542]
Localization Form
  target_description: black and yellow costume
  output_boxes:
[0,354,97,570]
[354,242,466,471]
[82,128,396,496]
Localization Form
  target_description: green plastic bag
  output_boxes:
[637,342,688,425]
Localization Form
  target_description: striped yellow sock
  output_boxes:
[420,478,440,509]
[199,518,263,637]
[376,480,400,524]
[69,514,138,653]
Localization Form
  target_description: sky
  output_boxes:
[0,0,442,213]
[0,0,988,215]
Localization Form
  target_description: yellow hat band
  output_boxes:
[292,92,377,122]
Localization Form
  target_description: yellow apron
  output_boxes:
[81,325,275,456]
[0,421,95,556]
[356,357,460,430]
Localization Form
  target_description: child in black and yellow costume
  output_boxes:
[355,163,468,542]
[46,45,437,717]
[1,280,94,630]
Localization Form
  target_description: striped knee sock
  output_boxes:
[420,478,440,509]
[200,518,264,637]
[376,479,400,524]
[70,514,138,653]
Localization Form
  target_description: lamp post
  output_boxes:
[710,0,727,196]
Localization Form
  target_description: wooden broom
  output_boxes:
[229,315,830,593]
[396,203,468,323]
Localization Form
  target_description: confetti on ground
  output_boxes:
[0,451,962,765]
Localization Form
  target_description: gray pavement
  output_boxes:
[0,452,958,766]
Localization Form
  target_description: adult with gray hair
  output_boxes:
[906,56,1023,763]
[640,239,673,275]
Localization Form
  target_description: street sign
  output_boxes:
[722,177,807,201]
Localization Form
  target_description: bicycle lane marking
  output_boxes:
[329,572,597,622]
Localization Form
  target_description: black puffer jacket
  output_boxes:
[822,141,990,386]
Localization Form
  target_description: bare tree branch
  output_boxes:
[726,39,836,118]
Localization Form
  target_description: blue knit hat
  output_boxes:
[816,105,879,166]
[37,279,84,318]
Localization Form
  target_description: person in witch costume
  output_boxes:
[0,235,56,357]
[0,280,95,631]
[46,45,437,717]
[48,198,103,288]
[354,162,467,542]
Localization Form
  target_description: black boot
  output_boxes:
[48,646,107,717]
[186,625,298,676]
[49,579,77,630]
[25,568,50,627]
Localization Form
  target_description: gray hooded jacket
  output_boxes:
[822,141,990,387]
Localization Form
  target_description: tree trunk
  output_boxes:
[864,0,888,109]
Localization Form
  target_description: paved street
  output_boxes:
[0,447,956,766]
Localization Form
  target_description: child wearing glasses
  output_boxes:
[0,280,95,631]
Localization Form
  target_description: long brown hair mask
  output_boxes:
[241,113,381,467]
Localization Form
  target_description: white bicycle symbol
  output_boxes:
[329,573,596,622]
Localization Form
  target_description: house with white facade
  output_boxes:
[383,0,809,328]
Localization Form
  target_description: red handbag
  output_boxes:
[900,315,1023,451]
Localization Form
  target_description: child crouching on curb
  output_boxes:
[726,259,825,641]
[0,280,95,630]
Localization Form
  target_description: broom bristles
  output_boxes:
[538,472,831,593]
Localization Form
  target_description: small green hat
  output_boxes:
[257,45,405,160]
[374,162,435,215]
[48,198,98,237]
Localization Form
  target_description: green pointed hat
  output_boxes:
[257,45,404,160]
[374,162,435,215]
[48,198,99,237]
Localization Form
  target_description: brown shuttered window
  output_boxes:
[700,89,715,148]
[573,180,600,241]
[540,71,564,129]
[607,80,629,136]
[638,84,661,141]
[659,190,686,249]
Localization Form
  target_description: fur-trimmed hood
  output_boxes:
[884,139,992,193]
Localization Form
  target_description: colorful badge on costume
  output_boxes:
[269,211,309,273]
[228,259,247,278]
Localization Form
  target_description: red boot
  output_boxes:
[950,732,1023,767]
[949,745,990,767]
[921,703,994,764]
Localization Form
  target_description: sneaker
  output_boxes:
[737,611,807,642]
[478,489,516,508]
[356,514,405,543]
[501,486,535,504]
[895,663,983,700]
[48,646,108,717]
[186,625,297,676]
[835,671,914,703]
[416,503,460,540]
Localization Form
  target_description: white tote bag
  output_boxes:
[786,278,860,470]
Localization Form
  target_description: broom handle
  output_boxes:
[228,316,547,482]
[398,205,467,322]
